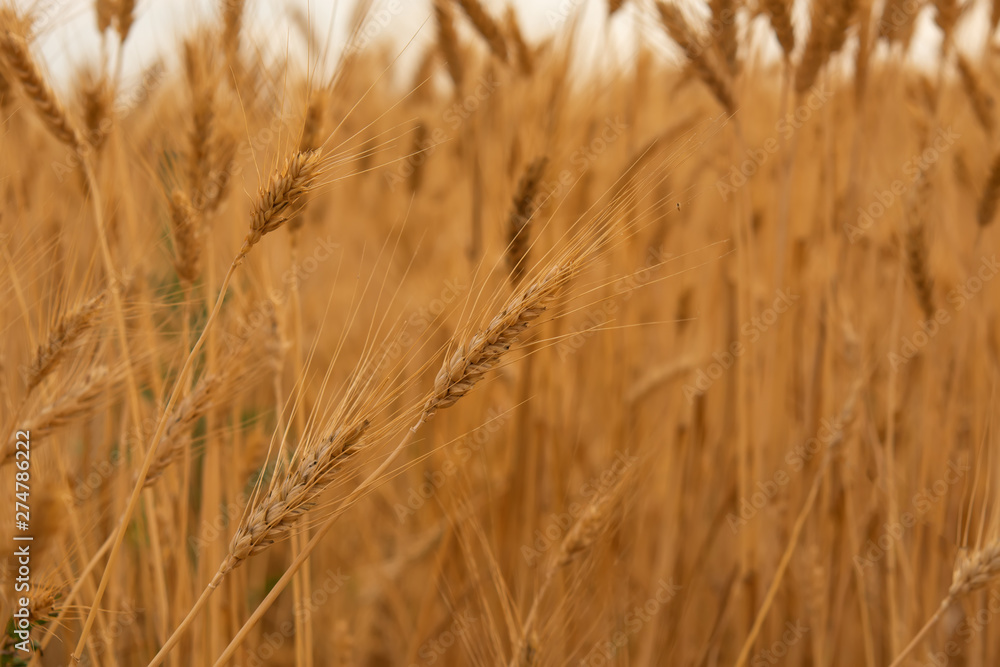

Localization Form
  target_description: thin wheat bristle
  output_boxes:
[905,177,936,319]
[506,157,548,284]
[454,0,509,63]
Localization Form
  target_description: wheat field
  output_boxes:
[1,0,1000,665]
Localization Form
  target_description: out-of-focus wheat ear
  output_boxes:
[424,254,579,416]
[140,370,222,488]
[978,150,1000,227]
[0,69,10,108]
[454,0,509,63]
[184,39,216,194]
[169,189,202,286]
[0,20,84,151]
[506,157,548,285]
[955,54,994,136]
[95,0,117,33]
[763,0,795,60]
[298,92,327,153]
[656,1,735,113]
[236,150,324,263]
[222,0,244,61]
[993,0,1000,36]
[505,6,533,76]
[116,0,135,43]
[932,0,958,51]
[904,177,936,320]
[5,367,110,463]
[408,121,430,194]
[77,67,114,152]
[795,0,857,95]
[878,0,919,47]
[710,0,739,76]
[509,460,632,667]
[26,293,107,392]
[435,0,465,91]
[608,0,628,16]
[220,419,371,575]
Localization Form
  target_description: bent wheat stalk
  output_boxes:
[157,245,590,667]
[71,149,323,661]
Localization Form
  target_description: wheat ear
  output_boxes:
[454,0,509,63]
[979,150,1000,227]
[0,21,83,151]
[435,0,465,91]
[656,1,735,113]
[506,157,548,285]
[26,293,107,392]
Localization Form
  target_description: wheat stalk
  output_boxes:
[4,367,110,464]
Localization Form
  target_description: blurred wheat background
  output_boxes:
[2,0,1000,665]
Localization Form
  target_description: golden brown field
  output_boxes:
[2,0,1000,664]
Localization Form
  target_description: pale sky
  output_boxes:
[16,0,995,89]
